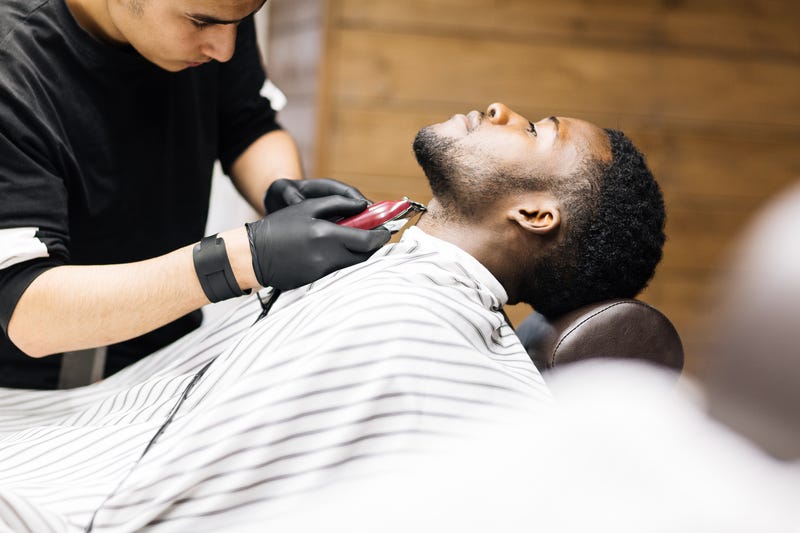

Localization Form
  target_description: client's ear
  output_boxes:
[507,193,561,235]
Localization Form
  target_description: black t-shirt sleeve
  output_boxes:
[217,16,283,175]
[0,52,71,332]
[0,259,60,335]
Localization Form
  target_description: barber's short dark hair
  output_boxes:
[522,129,666,318]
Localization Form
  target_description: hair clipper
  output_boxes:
[336,198,427,233]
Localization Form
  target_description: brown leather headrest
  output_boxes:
[519,299,684,372]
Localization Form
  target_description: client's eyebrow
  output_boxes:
[548,116,560,130]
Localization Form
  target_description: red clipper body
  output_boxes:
[337,198,426,233]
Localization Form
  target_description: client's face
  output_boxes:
[413,102,610,217]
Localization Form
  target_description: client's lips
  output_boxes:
[452,113,470,131]
[465,110,482,131]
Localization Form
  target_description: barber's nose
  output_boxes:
[201,24,238,63]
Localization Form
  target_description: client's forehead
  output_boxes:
[553,116,612,164]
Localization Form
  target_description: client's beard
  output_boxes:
[412,127,460,207]
[413,127,507,219]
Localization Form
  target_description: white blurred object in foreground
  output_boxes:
[267,360,798,533]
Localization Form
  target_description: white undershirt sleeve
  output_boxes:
[0,227,50,270]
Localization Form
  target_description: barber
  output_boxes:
[0,0,389,389]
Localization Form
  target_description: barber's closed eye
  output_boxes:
[190,19,209,29]
[527,121,538,137]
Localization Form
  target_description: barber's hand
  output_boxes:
[246,196,391,290]
[264,178,368,214]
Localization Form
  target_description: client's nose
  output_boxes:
[486,103,511,125]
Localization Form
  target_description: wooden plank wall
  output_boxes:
[269,0,800,376]
[267,0,327,175]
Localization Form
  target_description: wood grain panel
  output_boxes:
[631,130,800,199]
[640,272,724,376]
[329,30,800,128]
[324,172,432,206]
[659,193,777,273]
[267,25,324,98]
[269,0,325,35]
[324,107,425,179]
[333,0,800,59]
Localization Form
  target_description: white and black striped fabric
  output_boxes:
[0,227,552,532]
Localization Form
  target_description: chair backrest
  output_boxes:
[516,299,684,373]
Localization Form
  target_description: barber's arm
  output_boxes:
[7,197,389,358]
[7,235,238,358]
[229,128,370,216]
[229,128,303,215]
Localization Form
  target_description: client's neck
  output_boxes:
[415,199,477,252]
[416,199,520,299]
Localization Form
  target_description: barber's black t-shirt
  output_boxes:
[0,0,281,388]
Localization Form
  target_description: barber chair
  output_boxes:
[516,299,684,373]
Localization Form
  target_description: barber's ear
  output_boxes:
[507,195,561,235]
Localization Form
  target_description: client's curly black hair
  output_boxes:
[522,129,666,319]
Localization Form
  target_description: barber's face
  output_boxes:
[413,103,610,215]
[106,0,266,71]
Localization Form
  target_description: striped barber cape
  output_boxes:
[0,226,552,532]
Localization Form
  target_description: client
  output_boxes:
[0,103,665,531]
[266,182,800,533]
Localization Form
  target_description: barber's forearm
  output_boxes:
[231,129,304,215]
[7,227,256,358]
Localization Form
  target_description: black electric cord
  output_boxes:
[255,288,282,324]
[86,290,282,531]
[85,359,214,531]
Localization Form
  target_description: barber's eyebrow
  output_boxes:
[188,0,268,25]
[187,13,243,25]
[548,116,560,130]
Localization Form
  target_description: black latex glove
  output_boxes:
[264,178,369,214]
[246,196,391,290]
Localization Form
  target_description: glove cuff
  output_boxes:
[245,222,268,287]
[193,235,250,302]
